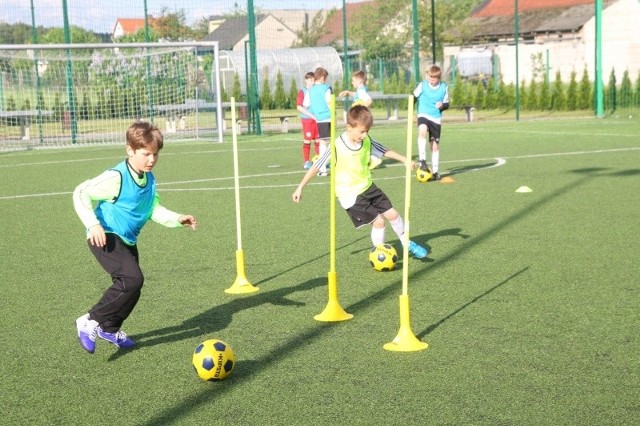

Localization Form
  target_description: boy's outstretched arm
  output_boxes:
[292,165,319,203]
[384,149,417,170]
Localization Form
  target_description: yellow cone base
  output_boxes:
[314,271,353,322]
[440,176,455,183]
[384,295,428,352]
[225,250,259,294]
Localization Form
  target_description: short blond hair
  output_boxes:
[427,65,442,80]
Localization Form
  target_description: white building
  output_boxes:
[443,0,640,84]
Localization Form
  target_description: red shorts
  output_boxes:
[301,118,318,141]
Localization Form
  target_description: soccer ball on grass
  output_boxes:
[416,168,433,183]
[369,244,398,271]
[192,339,236,381]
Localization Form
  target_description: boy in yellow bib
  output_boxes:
[292,105,428,259]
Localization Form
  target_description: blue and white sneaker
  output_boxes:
[97,327,136,349]
[76,313,99,354]
[408,241,429,259]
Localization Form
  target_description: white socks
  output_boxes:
[418,137,427,161]
[431,150,439,173]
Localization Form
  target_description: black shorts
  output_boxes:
[317,122,331,140]
[417,116,441,143]
[345,184,393,229]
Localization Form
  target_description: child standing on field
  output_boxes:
[413,64,449,181]
[73,121,197,354]
[297,71,319,170]
[339,70,373,108]
[292,105,428,259]
[307,67,332,177]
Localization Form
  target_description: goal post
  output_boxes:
[0,41,224,151]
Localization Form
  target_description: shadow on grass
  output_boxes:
[139,166,621,425]
[350,227,471,259]
[110,277,327,362]
[417,267,529,339]
[109,236,368,362]
[447,162,500,175]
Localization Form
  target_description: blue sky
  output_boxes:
[0,0,358,34]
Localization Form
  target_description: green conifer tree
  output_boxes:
[618,70,632,108]
[578,68,592,110]
[528,78,539,110]
[539,78,551,110]
[519,79,528,110]
[634,72,640,108]
[551,71,566,111]
[566,71,578,111]
[605,69,617,112]
[260,72,273,110]
[288,78,298,111]
[232,73,242,102]
[273,71,287,109]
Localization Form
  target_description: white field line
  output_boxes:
[1,146,639,201]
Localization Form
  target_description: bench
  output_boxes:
[152,101,248,133]
[450,105,476,122]
[258,114,297,133]
[0,110,53,140]
[337,93,408,120]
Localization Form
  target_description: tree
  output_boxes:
[605,69,616,112]
[550,71,566,111]
[288,78,298,110]
[539,78,551,110]
[273,71,287,109]
[42,26,101,44]
[566,71,578,111]
[232,73,242,102]
[528,78,539,110]
[260,73,273,109]
[619,70,632,108]
[293,11,329,48]
[152,8,194,41]
[577,68,591,110]
[116,28,160,43]
[635,72,640,108]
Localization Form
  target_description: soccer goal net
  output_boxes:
[0,41,223,151]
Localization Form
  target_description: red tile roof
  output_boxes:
[473,0,594,17]
[114,18,153,35]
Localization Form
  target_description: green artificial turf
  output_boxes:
[0,116,638,425]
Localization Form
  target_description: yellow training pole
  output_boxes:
[225,97,258,294]
[315,95,353,322]
[384,96,427,351]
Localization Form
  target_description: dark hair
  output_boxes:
[126,121,163,152]
[304,71,315,79]
[346,105,373,130]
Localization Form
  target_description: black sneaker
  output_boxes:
[419,160,430,172]
[432,172,441,181]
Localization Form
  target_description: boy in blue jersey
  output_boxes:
[307,67,332,176]
[339,70,373,108]
[413,65,449,181]
[292,105,428,259]
[73,122,197,354]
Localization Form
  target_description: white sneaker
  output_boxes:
[76,313,99,354]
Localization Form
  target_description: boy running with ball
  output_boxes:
[292,105,428,259]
